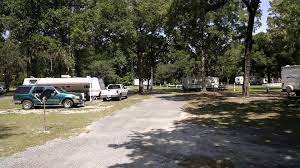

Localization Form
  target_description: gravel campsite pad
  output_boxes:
[0,99,114,114]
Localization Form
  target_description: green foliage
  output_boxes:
[0,0,297,88]
[0,39,25,89]
[268,0,300,65]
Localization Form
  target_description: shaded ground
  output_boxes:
[108,92,300,168]
[1,92,299,167]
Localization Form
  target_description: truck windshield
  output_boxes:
[55,86,67,93]
[108,85,121,89]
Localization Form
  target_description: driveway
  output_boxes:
[0,94,186,168]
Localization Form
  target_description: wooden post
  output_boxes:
[233,83,236,92]
[43,97,46,132]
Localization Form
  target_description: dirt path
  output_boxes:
[0,94,186,168]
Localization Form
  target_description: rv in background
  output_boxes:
[182,76,219,91]
[0,82,5,94]
[235,76,244,85]
[250,76,267,85]
[133,79,153,86]
[23,76,105,100]
[281,65,300,96]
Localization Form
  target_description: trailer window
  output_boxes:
[29,80,37,84]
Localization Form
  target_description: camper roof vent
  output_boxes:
[61,75,71,78]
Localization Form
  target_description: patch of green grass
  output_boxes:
[0,94,149,157]
[0,97,20,110]
[225,85,282,95]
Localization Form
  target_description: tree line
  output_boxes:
[0,0,299,96]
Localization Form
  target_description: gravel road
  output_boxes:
[0,94,186,168]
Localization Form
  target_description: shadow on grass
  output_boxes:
[108,93,300,168]
[0,125,24,139]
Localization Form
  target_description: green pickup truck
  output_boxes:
[14,85,85,110]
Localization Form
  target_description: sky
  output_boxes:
[255,0,271,33]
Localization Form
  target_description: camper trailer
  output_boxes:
[281,65,300,96]
[182,76,219,91]
[133,79,153,86]
[235,76,244,85]
[23,76,105,100]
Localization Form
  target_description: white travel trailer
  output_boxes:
[182,76,219,90]
[23,76,105,100]
[281,65,300,96]
[235,76,244,85]
[133,79,153,86]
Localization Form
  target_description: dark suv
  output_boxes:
[14,85,85,110]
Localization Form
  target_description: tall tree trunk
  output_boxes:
[201,50,207,92]
[242,0,260,97]
[4,70,10,92]
[137,51,144,94]
[150,67,153,90]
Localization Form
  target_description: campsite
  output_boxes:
[0,0,299,167]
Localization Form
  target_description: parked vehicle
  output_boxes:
[0,82,5,94]
[235,76,244,85]
[182,76,219,91]
[14,85,85,110]
[100,84,128,101]
[23,76,105,100]
[281,65,300,96]
[133,79,153,86]
[0,86,4,94]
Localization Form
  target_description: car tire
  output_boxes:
[63,99,73,108]
[22,100,33,110]
[103,98,107,101]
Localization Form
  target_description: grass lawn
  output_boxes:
[0,94,149,157]
[0,97,20,110]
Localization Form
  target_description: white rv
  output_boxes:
[133,79,153,86]
[235,76,244,85]
[281,65,300,96]
[23,76,105,100]
[182,76,219,90]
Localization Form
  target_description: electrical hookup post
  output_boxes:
[34,92,50,133]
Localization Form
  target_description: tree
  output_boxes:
[168,0,230,91]
[268,0,300,66]
[118,0,171,93]
[241,0,260,97]
[0,39,25,91]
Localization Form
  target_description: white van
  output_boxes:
[23,76,105,100]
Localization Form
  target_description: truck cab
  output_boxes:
[100,84,128,101]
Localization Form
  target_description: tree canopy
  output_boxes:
[0,0,298,94]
